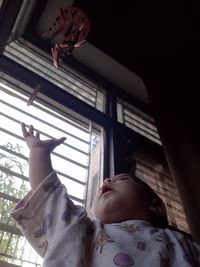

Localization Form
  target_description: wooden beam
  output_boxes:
[0,0,23,53]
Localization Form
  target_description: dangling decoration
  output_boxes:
[43,6,90,68]
[27,84,41,106]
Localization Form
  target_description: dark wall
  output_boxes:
[0,0,22,53]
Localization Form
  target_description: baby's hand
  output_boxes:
[21,123,66,153]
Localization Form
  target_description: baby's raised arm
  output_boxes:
[21,123,66,191]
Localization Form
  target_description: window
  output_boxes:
[4,39,106,113]
[0,73,104,267]
[117,98,161,145]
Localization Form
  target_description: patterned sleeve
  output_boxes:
[165,228,200,266]
[10,171,86,257]
[179,234,200,265]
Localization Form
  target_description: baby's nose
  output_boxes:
[103,178,112,184]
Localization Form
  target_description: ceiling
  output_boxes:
[0,0,200,111]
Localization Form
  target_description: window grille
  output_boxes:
[117,98,161,145]
[0,74,104,267]
[3,39,106,113]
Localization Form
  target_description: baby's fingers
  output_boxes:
[21,123,28,138]
[28,125,34,136]
[35,130,40,139]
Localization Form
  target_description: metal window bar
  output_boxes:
[7,41,98,97]
[0,165,84,205]
[0,119,88,170]
[0,90,91,137]
[0,147,85,204]
[0,78,103,267]
[117,99,161,145]
[0,92,91,145]
[5,45,96,101]
[125,115,160,139]
[124,107,157,131]
[124,111,159,137]
[0,108,89,156]
[0,76,92,135]
[3,39,106,112]
[3,50,94,106]
[0,89,91,166]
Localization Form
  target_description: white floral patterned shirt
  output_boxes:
[11,172,200,267]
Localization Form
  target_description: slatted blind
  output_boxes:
[117,98,161,145]
[4,39,106,113]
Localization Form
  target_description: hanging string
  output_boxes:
[27,63,53,106]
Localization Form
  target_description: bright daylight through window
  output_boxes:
[0,73,104,267]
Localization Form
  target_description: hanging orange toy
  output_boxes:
[43,6,90,68]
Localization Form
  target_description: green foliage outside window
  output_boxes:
[0,142,29,264]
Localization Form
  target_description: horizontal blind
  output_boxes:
[3,39,106,113]
[117,98,161,145]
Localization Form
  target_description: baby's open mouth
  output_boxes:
[101,185,112,196]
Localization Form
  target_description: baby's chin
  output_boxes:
[98,215,131,224]
[93,206,131,224]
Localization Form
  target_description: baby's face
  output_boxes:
[92,173,149,224]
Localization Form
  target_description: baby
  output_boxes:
[11,124,200,266]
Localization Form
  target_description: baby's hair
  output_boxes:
[128,171,169,228]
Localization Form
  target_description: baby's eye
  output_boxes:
[118,177,130,181]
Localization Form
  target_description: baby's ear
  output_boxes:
[149,198,167,221]
[150,198,166,216]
